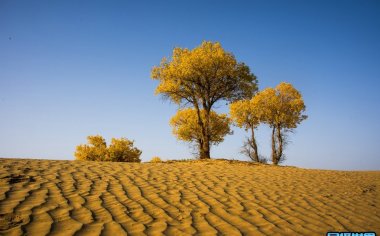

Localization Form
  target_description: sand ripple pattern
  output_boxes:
[0,159,379,235]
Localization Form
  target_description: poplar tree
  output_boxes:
[152,41,257,159]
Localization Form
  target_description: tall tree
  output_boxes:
[170,108,232,156]
[254,82,307,165]
[229,99,261,162]
[152,41,257,159]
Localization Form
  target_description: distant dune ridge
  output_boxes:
[0,158,379,235]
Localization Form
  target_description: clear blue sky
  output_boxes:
[1,0,379,170]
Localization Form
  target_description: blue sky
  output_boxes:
[1,0,379,170]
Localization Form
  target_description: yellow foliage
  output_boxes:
[253,82,307,129]
[150,156,162,163]
[151,41,258,104]
[229,99,260,130]
[170,108,232,145]
[75,135,107,161]
[108,138,142,162]
[75,135,142,162]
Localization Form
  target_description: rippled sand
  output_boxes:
[0,158,379,235]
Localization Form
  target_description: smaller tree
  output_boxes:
[230,99,261,162]
[75,135,107,161]
[108,138,142,162]
[170,108,232,158]
[254,82,307,165]
[75,135,142,162]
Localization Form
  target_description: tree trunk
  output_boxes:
[271,127,278,165]
[197,139,203,159]
[250,126,259,162]
[200,108,211,159]
[276,125,283,164]
[193,102,210,159]
[200,141,210,159]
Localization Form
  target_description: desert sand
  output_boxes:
[0,158,379,235]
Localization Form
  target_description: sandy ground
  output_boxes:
[0,158,379,235]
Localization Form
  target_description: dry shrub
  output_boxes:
[150,156,162,163]
[75,135,142,162]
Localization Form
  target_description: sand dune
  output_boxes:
[0,158,379,235]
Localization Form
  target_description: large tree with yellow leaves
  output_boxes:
[152,41,257,159]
